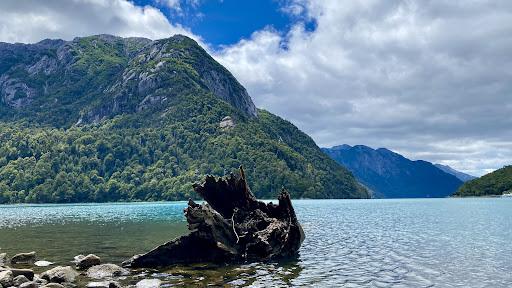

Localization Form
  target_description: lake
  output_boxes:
[1,198,511,287]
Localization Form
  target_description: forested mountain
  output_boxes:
[0,34,368,203]
[434,164,476,182]
[322,145,463,198]
[455,166,512,197]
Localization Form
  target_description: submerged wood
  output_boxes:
[123,167,305,268]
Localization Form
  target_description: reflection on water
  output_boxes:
[1,199,512,287]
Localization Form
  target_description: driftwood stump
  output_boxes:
[123,167,305,268]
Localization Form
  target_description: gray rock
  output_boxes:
[136,279,161,288]
[20,281,38,288]
[86,281,121,288]
[86,264,129,279]
[0,270,13,287]
[35,260,54,267]
[0,253,6,266]
[219,116,235,129]
[13,275,30,286]
[10,268,34,280]
[33,275,48,286]
[11,252,36,264]
[41,283,65,288]
[41,266,78,283]
[75,254,101,270]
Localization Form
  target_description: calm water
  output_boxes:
[0,199,511,287]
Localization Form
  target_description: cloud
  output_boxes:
[0,0,196,43]
[214,0,512,176]
[0,0,509,176]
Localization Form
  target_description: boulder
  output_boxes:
[123,166,304,268]
[41,266,78,283]
[86,281,122,288]
[35,260,54,267]
[75,254,101,270]
[0,253,6,266]
[20,281,38,288]
[136,279,161,288]
[11,252,36,264]
[13,275,30,286]
[0,270,13,287]
[86,264,129,279]
[10,268,34,280]
[41,284,65,288]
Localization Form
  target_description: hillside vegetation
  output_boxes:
[455,166,512,197]
[0,35,368,203]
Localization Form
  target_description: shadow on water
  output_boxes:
[119,258,304,287]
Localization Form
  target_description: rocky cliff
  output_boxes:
[0,34,257,126]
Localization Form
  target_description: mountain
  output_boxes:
[322,145,463,198]
[454,166,512,197]
[434,164,476,182]
[0,34,368,203]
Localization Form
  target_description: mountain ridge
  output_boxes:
[0,34,369,203]
[0,34,257,127]
[322,144,463,198]
[434,164,476,182]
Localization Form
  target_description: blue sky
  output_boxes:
[133,0,313,47]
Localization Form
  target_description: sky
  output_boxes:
[0,0,511,176]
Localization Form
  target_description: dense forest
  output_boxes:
[0,34,368,203]
[0,92,368,203]
[454,166,512,197]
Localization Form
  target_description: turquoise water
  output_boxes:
[1,198,511,287]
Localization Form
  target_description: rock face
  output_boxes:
[11,252,36,264]
[0,34,257,126]
[123,167,304,268]
[219,116,235,129]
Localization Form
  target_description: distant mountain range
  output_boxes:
[455,166,512,197]
[434,164,476,182]
[322,145,464,198]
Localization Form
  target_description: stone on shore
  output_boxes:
[86,264,129,279]
[20,281,38,288]
[0,270,13,287]
[41,283,65,288]
[13,274,30,286]
[0,253,6,266]
[75,254,101,270]
[41,266,79,283]
[136,279,162,288]
[10,268,34,280]
[86,281,122,288]
[11,252,36,264]
[35,260,54,267]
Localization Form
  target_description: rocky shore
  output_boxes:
[0,251,163,288]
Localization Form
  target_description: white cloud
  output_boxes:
[0,0,196,43]
[214,0,512,176]
[0,0,510,176]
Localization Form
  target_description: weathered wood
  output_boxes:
[123,166,304,268]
